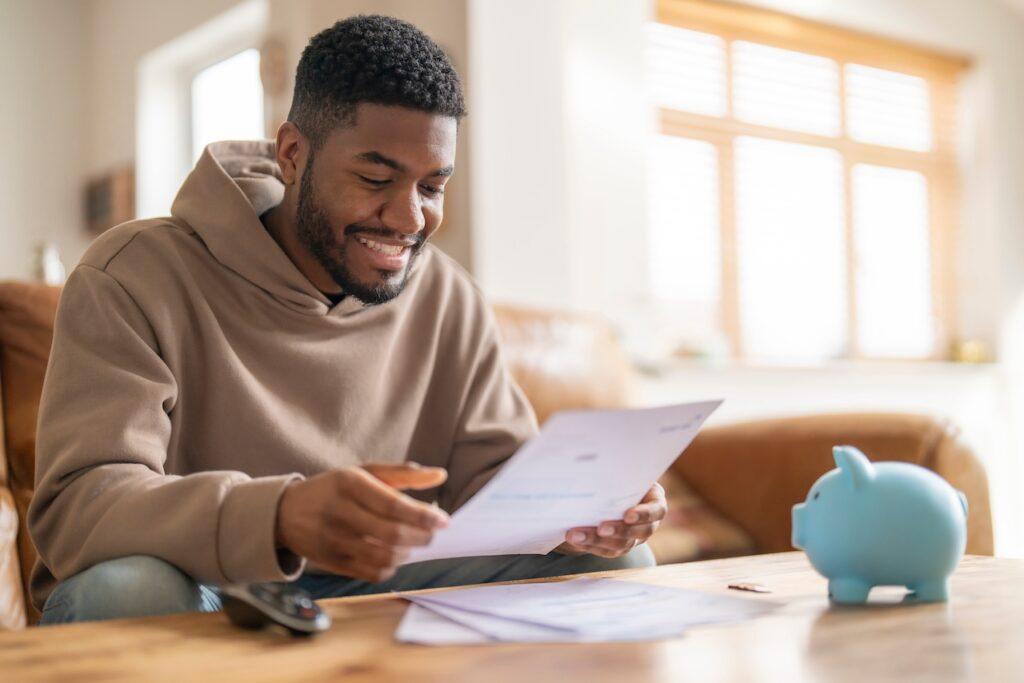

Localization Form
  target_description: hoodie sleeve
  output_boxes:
[437,295,539,513]
[28,265,305,586]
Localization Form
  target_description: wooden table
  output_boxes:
[2,552,1022,682]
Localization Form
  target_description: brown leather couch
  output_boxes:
[0,284,994,629]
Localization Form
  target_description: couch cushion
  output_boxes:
[0,281,62,626]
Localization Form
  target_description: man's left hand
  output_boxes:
[556,482,667,558]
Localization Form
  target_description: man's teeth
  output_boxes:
[356,236,406,256]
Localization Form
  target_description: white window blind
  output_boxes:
[647,135,721,315]
[732,41,840,137]
[734,137,847,361]
[853,164,934,357]
[646,23,727,117]
[846,64,932,152]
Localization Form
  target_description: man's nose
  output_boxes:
[380,185,426,236]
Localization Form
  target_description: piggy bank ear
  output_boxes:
[833,445,876,490]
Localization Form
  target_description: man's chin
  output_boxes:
[336,269,408,306]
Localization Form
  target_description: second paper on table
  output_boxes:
[405,400,722,564]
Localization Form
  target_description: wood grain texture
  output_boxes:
[1,552,1021,683]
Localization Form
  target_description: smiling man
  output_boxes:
[29,15,660,624]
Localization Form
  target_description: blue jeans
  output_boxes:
[38,546,656,624]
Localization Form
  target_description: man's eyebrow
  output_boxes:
[355,151,404,172]
[355,151,454,178]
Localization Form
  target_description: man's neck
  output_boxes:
[261,202,343,296]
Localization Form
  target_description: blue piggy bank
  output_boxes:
[792,445,968,604]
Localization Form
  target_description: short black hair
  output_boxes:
[288,15,466,147]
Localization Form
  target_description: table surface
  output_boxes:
[2,552,1021,683]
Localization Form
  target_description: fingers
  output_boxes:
[564,518,660,557]
[597,520,658,541]
[561,483,667,558]
[363,463,448,491]
[316,529,413,583]
[561,532,634,559]
[623,484,667,525]
[338,468,449,530]
[567,525,650,549]
[331,498,435,547]
[623,502,666,525]
[322,531,411,568]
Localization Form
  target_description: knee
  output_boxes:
[40,556,206,624]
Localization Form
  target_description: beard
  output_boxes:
[295,152,424,306]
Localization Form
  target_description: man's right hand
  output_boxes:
[274,463,449,583]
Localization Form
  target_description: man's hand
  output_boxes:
[556,482,667,558]
[275,463,448,582]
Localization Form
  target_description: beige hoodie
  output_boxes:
[28,141,538,610]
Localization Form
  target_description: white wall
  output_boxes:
[468,0,652,318]
[86,0,247,177]
[0,0,91,280]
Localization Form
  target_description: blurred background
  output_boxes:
[2,0,1022,554]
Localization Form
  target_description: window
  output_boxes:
[646,0,965,362]
[190,48,265,162]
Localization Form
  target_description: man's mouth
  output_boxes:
[348,232,421,272]
[354,236,409,256]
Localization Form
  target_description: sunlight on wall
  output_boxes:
[190,49,265,161]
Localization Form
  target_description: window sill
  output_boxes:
[635,355,1000,379]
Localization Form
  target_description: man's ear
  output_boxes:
[275,121,307,186]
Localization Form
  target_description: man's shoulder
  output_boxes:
[416,243,485,306]
[79,217,198,274]
[409,244,501,347]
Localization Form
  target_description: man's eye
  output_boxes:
[358,175,389,186]
[420,184,443,197]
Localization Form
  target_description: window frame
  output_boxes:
[654,0,968,361]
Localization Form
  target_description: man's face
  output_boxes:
[296,104,457,305]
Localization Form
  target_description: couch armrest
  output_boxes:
[672,413,994,556]
[0,487,26,630]
[0,370,27,630]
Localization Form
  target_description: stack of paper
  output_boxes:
[395,577,779,645]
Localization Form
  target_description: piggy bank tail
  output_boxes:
[958,490,969,518]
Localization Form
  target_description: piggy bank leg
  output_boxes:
[908,578,950,602]
[828,578,872,604]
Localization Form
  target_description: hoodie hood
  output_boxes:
[170,140,365,316]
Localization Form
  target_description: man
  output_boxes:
[29,15,662,624]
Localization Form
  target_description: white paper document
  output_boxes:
[394,604,492,645]
[395,577,780,645]
[405,400,722,564]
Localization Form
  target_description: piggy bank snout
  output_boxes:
[791,502,806,549]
